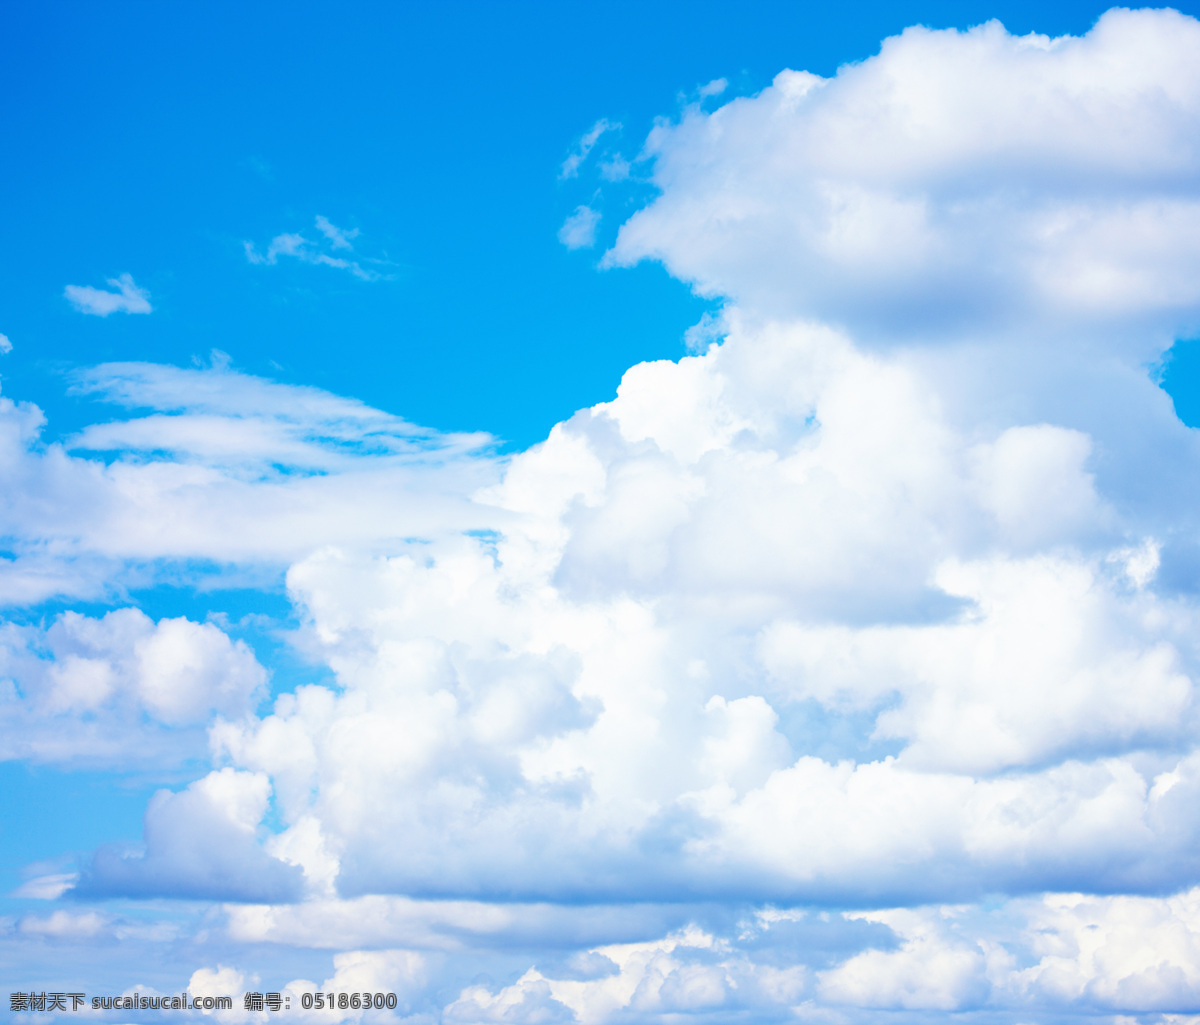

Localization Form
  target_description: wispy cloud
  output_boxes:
[314,214,359,250]
[557,205,601,249]
[559,118,619,179]
[0,332,11,354]
[63,274,152,317]
[598,154,631,181]
[244,216,387,281]
[10,873,78,900]
[0,355,498,607]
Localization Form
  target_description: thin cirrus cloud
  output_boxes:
[559,117,620,179]
[243,215,389,281]
[0,355,498,607]
[9,8,1200,1024]
[63,273,152,316]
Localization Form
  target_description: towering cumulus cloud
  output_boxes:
[8,8,1200,1023]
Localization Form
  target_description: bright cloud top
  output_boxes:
[608,7,1200,350]
[63,273,152,316]
[8,9,1200,1024]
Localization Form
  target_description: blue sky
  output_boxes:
[6,2,1200,1022]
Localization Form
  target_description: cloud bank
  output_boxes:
[560,119,621,179]
[9,8,1200,1023]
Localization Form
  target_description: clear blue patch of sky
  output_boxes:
[1163,338,1200,428]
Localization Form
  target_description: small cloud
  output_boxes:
[560,118,620,179]
[18,910,108,938]
[698,77,728,99]
[0,332,11,354]
[599,155,631,182]
[558,206,601,250]
[683,310,728,352]
[11,873,79,900]
[315,215,360,250]
[244,217,385,281]
[64,274,153,317]
[192,348,233,371]
[244,233,305,265]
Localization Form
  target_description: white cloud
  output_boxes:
[314,214,359,250]
[197,314,1200,904]
[605,8,1200,352]
[17,910,109,940]
[0,608,267,767]
[244,216,385,281]
[0,333,11,354]
[75,768,303,901]
[0,360,498,606]
[446,971,575,1023]
[560,118,620,179]
[1015,889,1200,1010]
[11,873,78,900]
[63,273,152,317]
[222,895,692,953]
[817,908,993,1011]
[598,155,630,182]
[558,205,601,249]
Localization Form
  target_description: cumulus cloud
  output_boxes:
[558,206,601,249]
[606,8,1200,351]
[0,609,267,767]
[12,9,1200,1024]
[75,768,304,902]
[199,314,1200,903]
[0,333,11,354]
[63,274,152,317]
[244,216,387,281]
[17,909,110,940]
